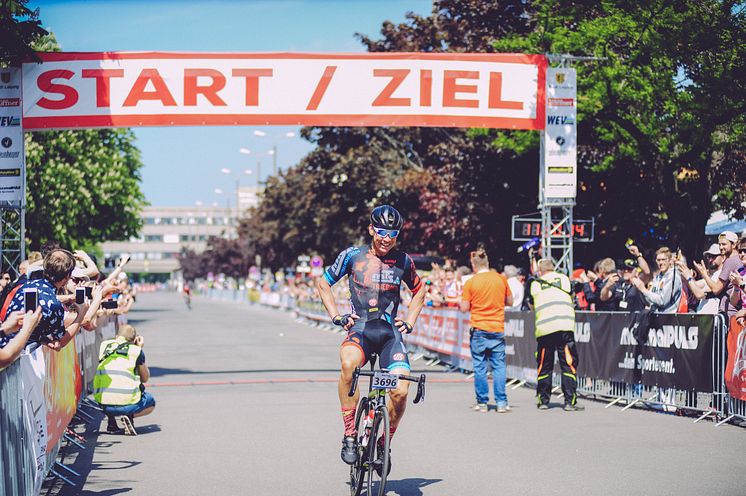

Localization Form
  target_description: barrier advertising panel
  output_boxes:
[0,67,24,205]
[22,52,546,130]
[405,308,714,391]
[725,316,746,401]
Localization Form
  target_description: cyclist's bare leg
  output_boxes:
[338,345,365,411]
[386,367,411,441]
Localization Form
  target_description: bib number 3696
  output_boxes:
[372,372,399,390]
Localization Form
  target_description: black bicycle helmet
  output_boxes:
[370,205,404,230]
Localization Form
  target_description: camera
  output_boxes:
[23,289,38,313]
[84,286,93,299]
[101,300,118,310]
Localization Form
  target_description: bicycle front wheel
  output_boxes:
[367,405,390,496]
[349,397,369,496]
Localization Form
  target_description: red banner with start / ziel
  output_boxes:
[21,52,546,131]
[725,317,746,401]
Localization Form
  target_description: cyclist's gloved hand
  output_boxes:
[395,319,414,334]
[332,314,353,327]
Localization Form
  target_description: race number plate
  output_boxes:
[372,372,399,390]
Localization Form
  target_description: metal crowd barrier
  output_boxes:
[0,316,118,496]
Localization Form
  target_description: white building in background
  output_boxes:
[102,186,260,280]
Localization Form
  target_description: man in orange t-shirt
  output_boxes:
[460,248,513,413]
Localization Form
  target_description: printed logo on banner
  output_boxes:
[547,115,575,125]
[574,321,590,343]
[619,324,699,349]
[0,98,20,107]
[1,136,12,148]
[0,115,20,126]
[1,72,10,84]
[548,97,574,107]
[555,73,566,84]
[555,136,566,146]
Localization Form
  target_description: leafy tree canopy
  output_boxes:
[0,0,47,66]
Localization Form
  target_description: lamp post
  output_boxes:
[250,129,296,179]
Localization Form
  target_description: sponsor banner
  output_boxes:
[0,67,24,205]
[43,344,80,452]
[22,52,546,130]
[575,312,713,391]
[543,68,577,198]
[405,307,714,391]
[725,316,746,401]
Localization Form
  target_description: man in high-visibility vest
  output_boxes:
[529,259,584,411]
[94,324,155,435]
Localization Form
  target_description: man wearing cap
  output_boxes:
[694,231,744,318]
[599,258,648,312]
[676,244,724,314]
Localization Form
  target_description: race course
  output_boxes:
[45,292,744,496]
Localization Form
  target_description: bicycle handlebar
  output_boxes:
[347,367,426,404]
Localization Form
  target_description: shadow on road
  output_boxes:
[385,477,444,496]
[41,404,154,496]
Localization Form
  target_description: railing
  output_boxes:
[209,287,745,426]
[0,316,118,496]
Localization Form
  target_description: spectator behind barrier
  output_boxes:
[0,307,42,368]
[599,258,648,312]
[693,231,744,318]
[676,243,725,314]
[727,237,746,325]
[632,247,686,313]
[2,249,89,352]
[581,258,617,311]
[94,324,155,436]
[504,265,526,311]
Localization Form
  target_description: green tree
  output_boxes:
[24,128,147,249]
[0,0,47,66]
[493,0,746,259]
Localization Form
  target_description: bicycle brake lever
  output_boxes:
[348,367,361,397]
[413,374,426,403]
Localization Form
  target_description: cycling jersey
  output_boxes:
[324,246,423,327]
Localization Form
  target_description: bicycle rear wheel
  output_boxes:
[367,405,390,496]
[349,397,369,496]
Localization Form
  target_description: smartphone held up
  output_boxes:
[23,289,38,314]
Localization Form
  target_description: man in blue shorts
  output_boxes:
[94,324,156,435]
[316,205,425,469]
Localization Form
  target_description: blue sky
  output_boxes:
[30,0,432,206]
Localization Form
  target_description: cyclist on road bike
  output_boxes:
[183,283,191,309]
[316,205,426,469]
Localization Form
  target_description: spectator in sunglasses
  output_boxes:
[1,249,89,352]
[694,231,744,318]
[677,244,724,314]
[0,272,11,292]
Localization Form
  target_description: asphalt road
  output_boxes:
[45,292,744,496]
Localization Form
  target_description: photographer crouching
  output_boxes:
[94,324,156,435]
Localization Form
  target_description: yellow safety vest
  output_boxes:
[530,271,575,337]
[93,337,142,406]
